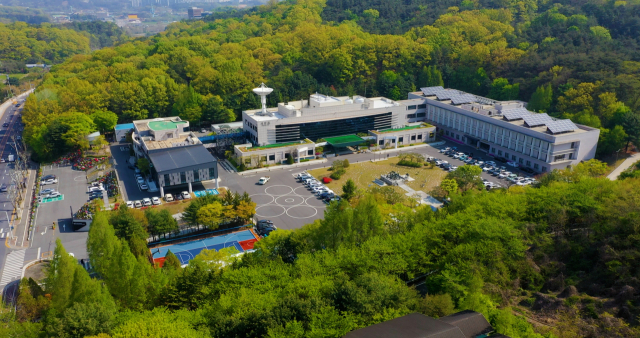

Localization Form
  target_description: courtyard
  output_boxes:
[306,158,448,196]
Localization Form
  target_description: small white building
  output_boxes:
[233,139,316,169]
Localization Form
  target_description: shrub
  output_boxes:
[287,155,294,164]
[330,168,346,179]
[398,160,422,167]
[343,159,350,168]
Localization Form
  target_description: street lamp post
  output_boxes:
[616,148,622,163]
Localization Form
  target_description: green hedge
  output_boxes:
[398,160,422,168]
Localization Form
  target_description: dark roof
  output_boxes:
[343,313,466,338]
[439,310,494,338]
[148,145,216,174]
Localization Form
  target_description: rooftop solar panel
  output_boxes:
[523,113,553,127]
[546,119,577,134]
[450,94,476,105]
[502,108,531,121]
[421,86,444,96]
[435,91,455,100]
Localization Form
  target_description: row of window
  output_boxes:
[407,112,426,119]
[377,134,427,145]
[163,167,215,186]
[407,104,427,110]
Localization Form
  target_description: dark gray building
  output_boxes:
[132,117,218,196]
[344,311,501,338]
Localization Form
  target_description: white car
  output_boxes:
[134,200,142,208]
[142,198,152,206]
[498,172,510,179]
[482,166,492,172]
[439,147,450,153]
[139,183,148,190]
[258,176,270,185]
[448,166,458,171]
[40,188,56,196]
[474,161,484,167]
[136,177,145,184]
[507,161,519,167]
[152,197,161,205]
[88,185,105,192]
[45,192,61,199]
[126,201,134,208]
[485,161,497,166]
[41,178,58,185]
[181,191,191,199]
[165,193,174,202]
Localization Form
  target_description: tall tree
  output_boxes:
[621,110,640,151]
[90,110,119,134]
[197,202,224,229]
[45,239,77,312]
[527,84,552,113]
[342,179,357,201]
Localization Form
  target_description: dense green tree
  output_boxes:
[621,110,640,150]
[164,250,182,270]
[488,78,519,101]
[197,202,224,229]
[341,178,357,201]
[527,84,552,113]
[445,165,483,191]
[90,110,119,134]
[45,239,77,313]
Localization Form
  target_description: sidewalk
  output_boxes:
[607,153,640,180]
[6,163,37,249]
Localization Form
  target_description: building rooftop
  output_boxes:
[374,123,433,134]
[236,139,313,153]
[149,120,187,131]
[115,123,134,131]
[412,87,597,137]
[344,313,465,338]
[148,145,216,173]
[144,134,200,150]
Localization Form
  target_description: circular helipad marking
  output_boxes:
[275,195,304,206]
[305,196,328,208]
[286,205,318,219]
[74,175,86,182]
[255,205,286,218]
[265,185,294,196]
[293,186,312,196]
[249,194,275,205]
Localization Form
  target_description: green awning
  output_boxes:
[325,135,365,148]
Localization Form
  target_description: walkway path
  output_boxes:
[607,153,640,180]
[0,249,25,287]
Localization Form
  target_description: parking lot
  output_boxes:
[33,163,92,259]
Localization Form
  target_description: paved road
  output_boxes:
[607,153,640,180]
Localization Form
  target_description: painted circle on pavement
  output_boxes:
[305,196,328,208]
[255,205,286,218]
[249,194,275,205]
[275,195,305,206]
[265,185,294,196]
[286,205,318,219]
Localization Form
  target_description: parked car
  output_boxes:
[36,169,50,179]
[495,157,508,163]
[45,192,61,199]
[126,201,134,208]
[448,165,458,172]
[164,194,174,202]
[41,178,58,185]
[152,197,161,205]
[0,185,6,192]
[134,200,142,208]
[136,177,145,184]
[181,191,191,199]
[258,176,270,185]
[2,123,8,127]
[200,128,207,133]
[142,198,152,206]
[139,183,148,190]
[88,185,104,192]
[255,221,277,236]
[506,161,519,167]
[498,171,510,179]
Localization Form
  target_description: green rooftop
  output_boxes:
[325,135,365,148]
[376,123,432,134]
[240,139,313,152]
[148,120,187,131]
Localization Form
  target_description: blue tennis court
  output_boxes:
[151,230,256,265]
[193,189,219,197]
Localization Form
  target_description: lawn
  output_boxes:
[307,159,448,195]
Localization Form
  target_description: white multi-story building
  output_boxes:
[242,93,434,146]
[407,87,601,173]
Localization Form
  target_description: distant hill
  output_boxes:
[0,6,49,24]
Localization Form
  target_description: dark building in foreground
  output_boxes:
[344,311,507,338]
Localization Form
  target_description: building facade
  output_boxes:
[242,93,432,146]
[407,87,600,173]
[131,117,218,196]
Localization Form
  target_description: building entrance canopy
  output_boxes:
[325,135,365,148]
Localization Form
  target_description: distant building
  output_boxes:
[131,117,218,196]
[128,14,138,19]
[344,310,507,338]
[188,7,203,19]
